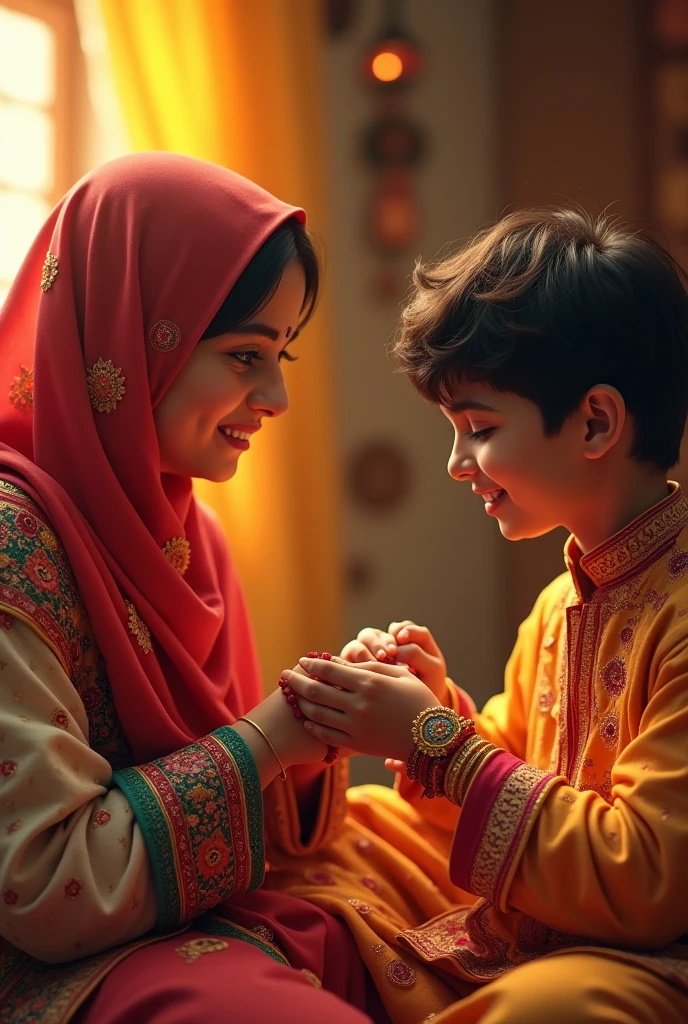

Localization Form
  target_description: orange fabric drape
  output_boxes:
[97,0,342,687]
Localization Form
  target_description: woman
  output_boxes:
[0,152,378,1023]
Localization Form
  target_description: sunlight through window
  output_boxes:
[0,5,56,306]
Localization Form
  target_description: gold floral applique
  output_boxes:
[125,600,152,654]
[175,937,228,963]
[162,537,191,576]
[86,359,126,413]
[40,252,58,291]
[9,366,34,414]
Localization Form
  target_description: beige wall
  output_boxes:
[325,0,503,784]
[498,0,648,639]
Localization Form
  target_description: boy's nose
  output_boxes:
[447,447,476,481]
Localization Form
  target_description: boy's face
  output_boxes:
[442,383,588,541]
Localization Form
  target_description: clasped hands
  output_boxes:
[281,621,448,766]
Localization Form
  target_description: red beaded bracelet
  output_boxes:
[279,652,339,765]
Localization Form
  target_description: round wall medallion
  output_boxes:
[348,440,411,513]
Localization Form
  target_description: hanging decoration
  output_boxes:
[649,0,688,474]
[360,0,426,300]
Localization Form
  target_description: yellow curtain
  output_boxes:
[98,0,342,688]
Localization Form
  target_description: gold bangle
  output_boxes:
[455,743,492,805]
[444,735,482,802]
[236,717,287,781]
[458,745,499,805]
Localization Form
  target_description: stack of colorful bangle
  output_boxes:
[279,652,339,765]
[407,706,493,803]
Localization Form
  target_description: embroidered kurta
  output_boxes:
[265,484,688,1021]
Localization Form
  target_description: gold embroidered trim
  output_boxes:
[125,600,152,654]
[469,762,553,905]
[40,252,58,291]
[162,537,191,576]
[86,359,126,414]
[579,485,688,586]
[301,968,322,988]
[8,366,34,414]
[175,937,228,962]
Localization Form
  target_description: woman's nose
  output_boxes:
[247,364,289,418]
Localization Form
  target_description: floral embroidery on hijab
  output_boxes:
[40,252,58,292]
[125,600,152,654]
[149,320,181,352]
[86,359,126,414]
[162,537,191,576]
[8,366,34,414]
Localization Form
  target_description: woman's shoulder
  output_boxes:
[0,478,85,678]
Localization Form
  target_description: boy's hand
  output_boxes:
[341,621,448,701]
[284,656,441,762]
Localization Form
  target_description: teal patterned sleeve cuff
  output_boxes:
[112,726,264,931]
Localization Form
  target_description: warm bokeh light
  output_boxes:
[0,7,54,106]
[372,51,403,83]
[0,4,56,305]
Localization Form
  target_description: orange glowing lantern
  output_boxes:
[361,2,422,88]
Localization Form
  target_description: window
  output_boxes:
[0,0,70,306]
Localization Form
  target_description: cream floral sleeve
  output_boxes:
[0,617,157,963]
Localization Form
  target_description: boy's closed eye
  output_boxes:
[468,427,495,441]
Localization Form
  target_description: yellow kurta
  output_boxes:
[266,484,688,1022]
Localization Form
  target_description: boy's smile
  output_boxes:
[442,382,589,543]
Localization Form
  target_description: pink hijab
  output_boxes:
[0,152,305,763]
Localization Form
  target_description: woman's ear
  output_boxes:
[581,385,626,460]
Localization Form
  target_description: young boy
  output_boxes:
[282,208,688,1022]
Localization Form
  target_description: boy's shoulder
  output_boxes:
[530,570,575,623]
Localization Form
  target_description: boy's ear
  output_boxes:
[580,385,626,460]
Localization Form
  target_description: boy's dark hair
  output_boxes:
[395,208,688,471]
[202,216,319,340]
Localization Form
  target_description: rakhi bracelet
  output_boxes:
[279,652,339,765]
[236,716,287,781]
[411,707,476,758]
[406,707,476,798]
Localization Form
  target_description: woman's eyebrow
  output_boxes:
[228,323,280,341]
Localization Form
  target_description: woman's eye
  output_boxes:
[228,351,260,367]
[468,427,494,441]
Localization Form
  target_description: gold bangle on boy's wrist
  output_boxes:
[444,736,493,805]
[455,742,493,804]
[444,734,482,801]
[236,716,287,781]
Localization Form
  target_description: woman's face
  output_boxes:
[154,261,306,481]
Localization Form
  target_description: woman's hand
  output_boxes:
[340,621,448,702]
[246,687,329,770]
[284,656,441,762]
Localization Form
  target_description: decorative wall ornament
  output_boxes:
[360,0,426,300]
[348,439,411,512]
[650,1,688,268]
